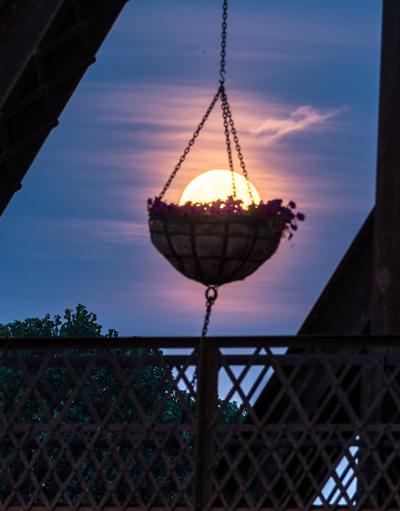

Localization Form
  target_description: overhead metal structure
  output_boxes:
[298,212,373,335]
[300,0,400,337]
[0,0,130,218]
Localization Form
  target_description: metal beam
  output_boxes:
[371,0,400,334]
[0,0,129,218]
[298,210,373,335]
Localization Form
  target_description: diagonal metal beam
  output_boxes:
[298,210,373,335]
[0,0,130,218]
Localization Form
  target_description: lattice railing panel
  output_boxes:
[0,343,198,510]
[0,337,400,510]
[204,341,400,511]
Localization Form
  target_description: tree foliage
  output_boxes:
[0,303,118,338]
[0,304,244,423]
[0,305,245,504]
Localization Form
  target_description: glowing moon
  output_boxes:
[179,169,261,207]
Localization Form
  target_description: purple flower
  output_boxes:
[280,208,295,222]
[265,199,283,214]
[150,197,165,214]
[147,196,304,240]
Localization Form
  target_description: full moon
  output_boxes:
[179,169,261,207]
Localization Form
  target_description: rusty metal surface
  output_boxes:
[0,336,399,510]
[0,0,130,218]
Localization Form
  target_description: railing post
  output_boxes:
[357,351,385,507]
[194,338,219,511]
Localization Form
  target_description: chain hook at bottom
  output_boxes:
[201,286,218,338]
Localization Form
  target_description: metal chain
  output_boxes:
[220,84,237,198]
[201,286,218,337]
[220,87,254,204]
[158,89,221,200]
[219,0,237,199]
[219,0,253,203]
[219,0,228,84]
[158,0,254,205]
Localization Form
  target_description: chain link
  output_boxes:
[201,286,218,337]
[220,87,254,204]
[220,85,237,198]
[219,0,228,84]
[158,89,221,200]
[158,0,254,205]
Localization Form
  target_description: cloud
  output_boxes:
[56,218,149,245]
[251,105,345,143]
[66,83,358,217]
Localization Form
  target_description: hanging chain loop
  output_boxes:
[158,89,221,200]
[158,0,254,205]
[220,87,254,204]
[201,286,218,337]
[220,84,237,198]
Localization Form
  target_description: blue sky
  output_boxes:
[0,0,382,336]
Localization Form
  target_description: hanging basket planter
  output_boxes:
[149,210,281,286]
[148,197,304,288]
[146,0,305,336]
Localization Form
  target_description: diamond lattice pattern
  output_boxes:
[1,341,400,510]
[0,345,197,510]
[206,343,400,511]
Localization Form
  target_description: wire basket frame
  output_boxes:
[149,211,281,286]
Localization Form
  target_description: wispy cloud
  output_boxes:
[251,105,345,143]
[56,218,149,245]
[70,83,354,212]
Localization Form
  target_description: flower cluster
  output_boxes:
[147,196,305,239]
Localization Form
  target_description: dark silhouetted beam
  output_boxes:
[371,0,400,334]
[0,0,130,218]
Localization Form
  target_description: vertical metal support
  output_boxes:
[194,338,219,510]
[357,353,385,506]
[371,0,400,334]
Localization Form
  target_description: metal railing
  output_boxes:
[0,335,400,510]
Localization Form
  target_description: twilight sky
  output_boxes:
[0,0,382,336]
